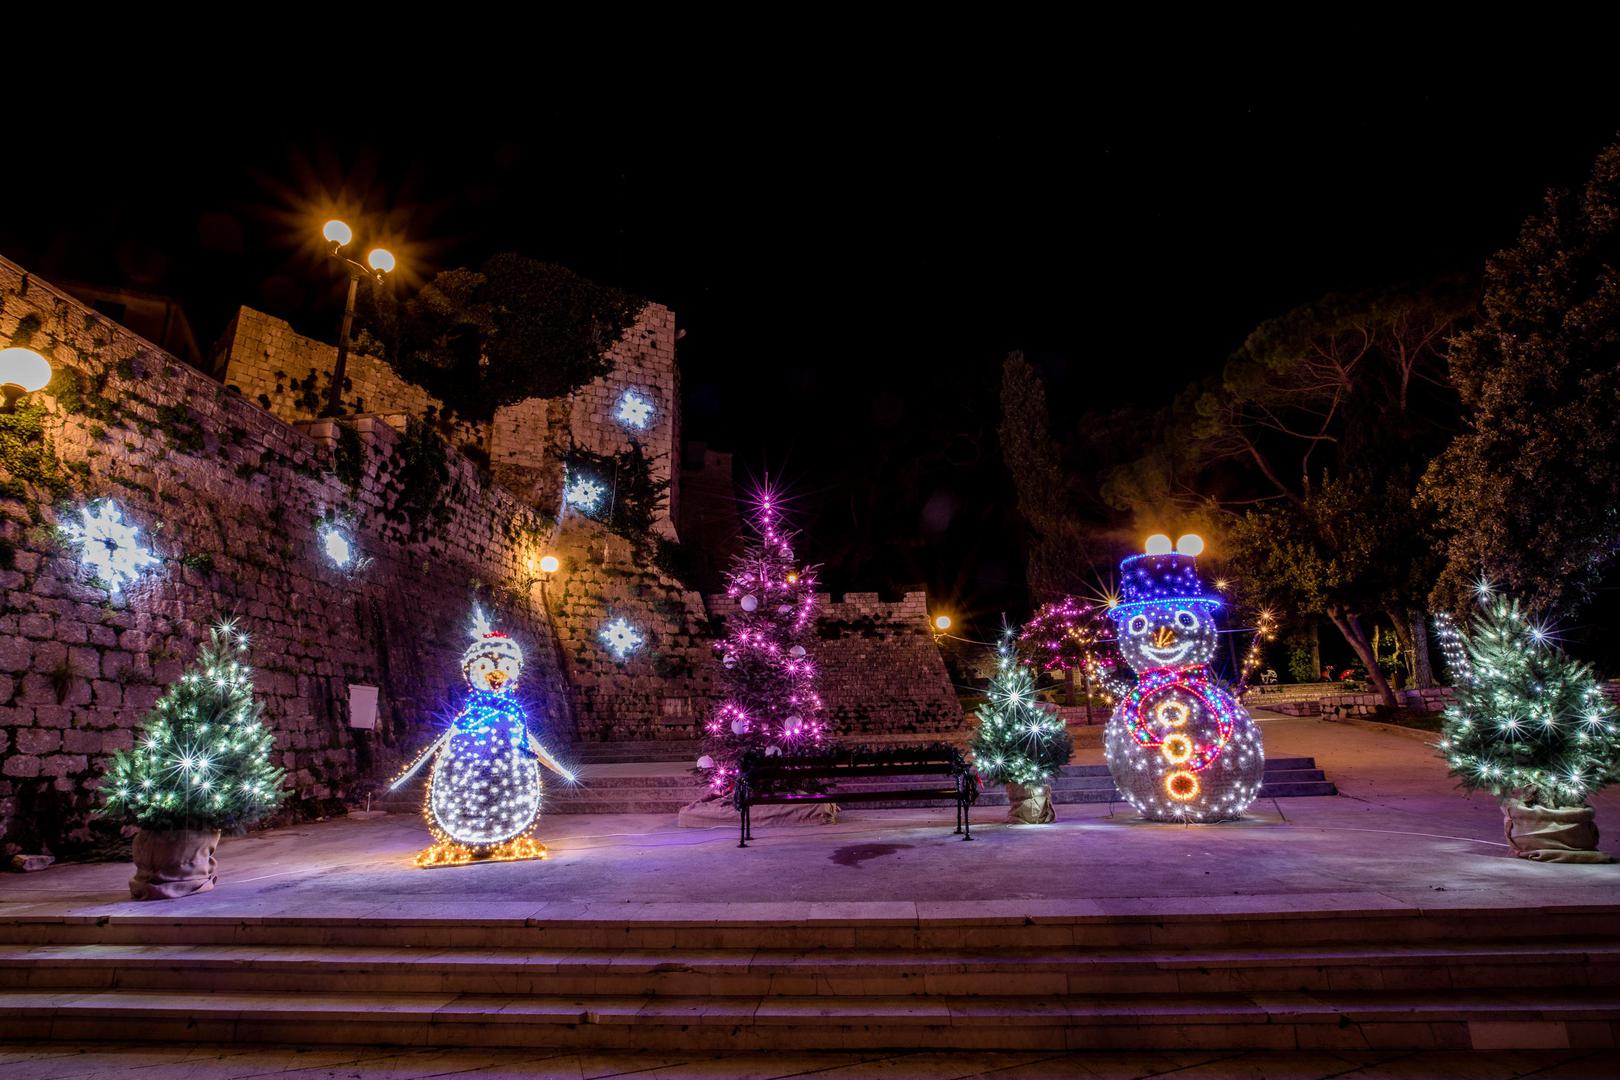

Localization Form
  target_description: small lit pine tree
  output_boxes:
[699,490,824,794]
[972,628,1074,790]
[1439,597,1620,808]
[100,621,285,831]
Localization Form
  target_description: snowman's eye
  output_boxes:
[1128,615,1148,636]
[1175,610,1198,631]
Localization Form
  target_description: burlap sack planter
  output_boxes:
[1502,799,1614,864]
[1005,782,1055,824]
[129,828,221,900]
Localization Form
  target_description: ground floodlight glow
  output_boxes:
[63,501,159,592]
[320,525,355,569]
[1144,533,1173,555]
[615,388,655,430]
[599,617,645,660]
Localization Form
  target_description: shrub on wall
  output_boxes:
[359,254,646,421]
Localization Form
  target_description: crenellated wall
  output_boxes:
[706,590,964,738]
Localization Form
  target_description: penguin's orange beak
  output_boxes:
[1152,626,1177,649]
[486,670,508,690]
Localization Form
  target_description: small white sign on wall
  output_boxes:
[348,684,380,730]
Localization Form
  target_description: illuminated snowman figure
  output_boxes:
[392,607,574,867]
[1104,534,1264,822]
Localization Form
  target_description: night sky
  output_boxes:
[4,83,1615,637]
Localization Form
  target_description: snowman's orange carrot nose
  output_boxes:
[1152,626,1177,649]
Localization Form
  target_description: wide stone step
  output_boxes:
[3,986,1617,1051]
[3,940,1614,998]
[6,908,1615,953]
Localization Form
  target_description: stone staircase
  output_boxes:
[381,756,1335,816]
[1,905,1615,1051]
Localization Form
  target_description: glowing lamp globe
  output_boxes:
[1175,533,1205,557]
[933,614,952,631]
[367,248,396,274]
[538,555,560,575]
[0,347,51,412]
[1144,533,1174,556]
[322,219,353,247]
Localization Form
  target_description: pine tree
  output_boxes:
[100,621,285,831]
[1439,596,1620,808]
[699,491,824,794]
[971,629,1074,788]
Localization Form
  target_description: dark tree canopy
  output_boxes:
[1424,137,1620,616]
[1106,282,1472,704]
[358,253,646,420]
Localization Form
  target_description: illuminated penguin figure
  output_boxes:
[1104,535,1264,822]
[392,607,574,867]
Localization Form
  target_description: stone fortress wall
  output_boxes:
[0,256,575,853]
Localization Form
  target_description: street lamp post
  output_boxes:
[320,220,395,418]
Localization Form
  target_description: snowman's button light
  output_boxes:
[1144,533,1174,555]
[1175,533,1205,556]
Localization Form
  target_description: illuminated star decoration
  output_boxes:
[62,501,159,592]
[598,617,645,661]
[615,388,655,430]
[319,525,355,569]
[564,472,606,513]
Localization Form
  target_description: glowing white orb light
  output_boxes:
[599,617,645,661]
[538,555,560,575]
[320,525,355,568]
[1144,533,1174,556]
[615,388,655,430]
[62,501,159,592]
[1175,533,1205,557]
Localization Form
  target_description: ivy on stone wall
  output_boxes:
[357,254,646,421]
[566,441,669,559]
[383,417,455,541]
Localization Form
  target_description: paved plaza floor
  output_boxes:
[4,715,1619,922]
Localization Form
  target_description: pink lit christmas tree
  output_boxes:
[698,490,825,794]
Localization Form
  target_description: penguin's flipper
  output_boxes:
[527,733,576,784]
[390,730,452,791]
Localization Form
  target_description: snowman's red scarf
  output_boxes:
[1120,664,1239,773]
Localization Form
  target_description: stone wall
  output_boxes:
[705,591,963,738]
[217,302,681,535]
[0,257,573,855]
[1252,686,1458,718]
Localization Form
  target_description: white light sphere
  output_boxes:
[1144,533,1174,555]
[790,645,807,659]
[778,604,793,615]
[765,745,782,757]
[731,718,748,735]
[0,347,52,393]
[1175,533,1205,556]
[739,594,759,612]
[697,755,715,769]
[322,219,353,246]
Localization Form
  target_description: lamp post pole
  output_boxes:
[327,273,361,419]
[319,220,395,419]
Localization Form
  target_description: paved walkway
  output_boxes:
[3,716,1618,921]
[0,1044,1612,1078]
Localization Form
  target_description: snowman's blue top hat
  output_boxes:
[1109,535,1222,620]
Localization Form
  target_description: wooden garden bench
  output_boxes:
[734,744,979,847]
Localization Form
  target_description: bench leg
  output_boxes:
[954,798,963,835]
[739,805,749,848]
[961,797,973,840]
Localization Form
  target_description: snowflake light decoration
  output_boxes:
[564,473,606,513]
[62,501,159,592]
[615,389,655,431]
[319,525,355,569]
[598,617,645,661]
